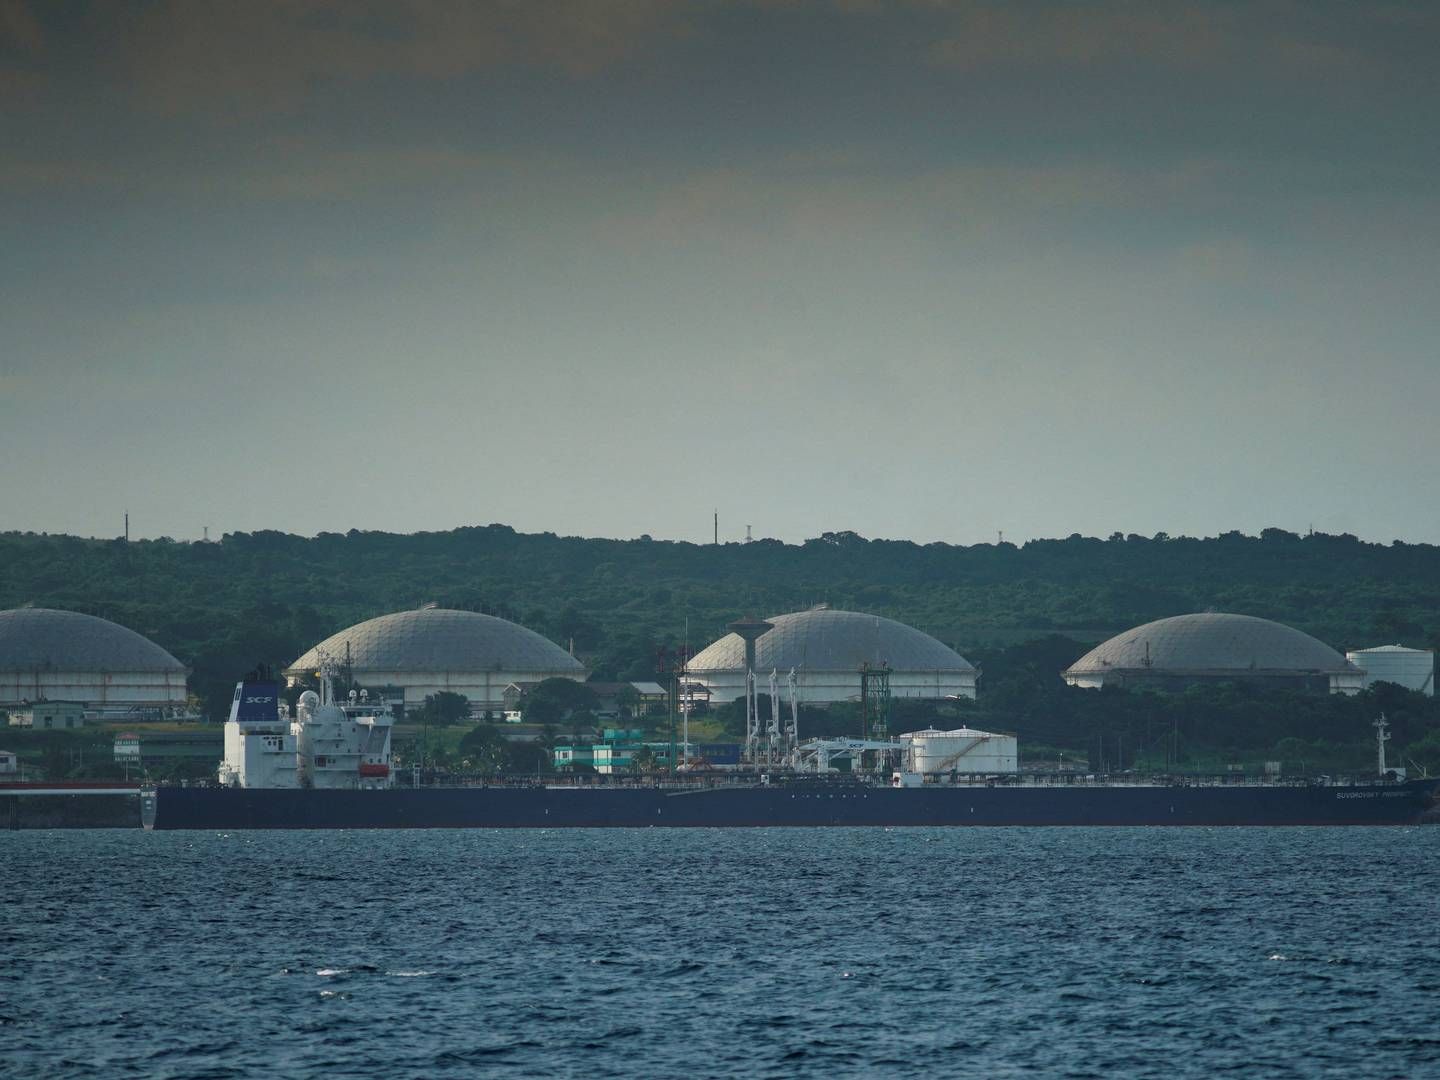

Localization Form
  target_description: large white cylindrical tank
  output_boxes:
[903,727,1017,774]
[1346,645,1435,696]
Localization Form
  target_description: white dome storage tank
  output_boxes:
[0,607,188,714]
[1346,645,1434,695]
[1063,613,1363,695]
[685,606,978,705]
[285,608,586,714]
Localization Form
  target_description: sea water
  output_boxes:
[5,828,1440,1078]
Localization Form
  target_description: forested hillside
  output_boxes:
[3,525,1438,727]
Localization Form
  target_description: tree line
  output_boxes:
[3,524,1440,769]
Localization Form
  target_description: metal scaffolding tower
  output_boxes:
[860,662,891,741]
[728,616,774,766]
[655,644,692,773]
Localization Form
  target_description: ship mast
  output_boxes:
[1374,715,1391,777]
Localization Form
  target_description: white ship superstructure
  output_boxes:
[296,687,394,789]
[218,681,299,789]
[218,672,393,790]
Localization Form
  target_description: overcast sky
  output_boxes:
[3,1,1437,546]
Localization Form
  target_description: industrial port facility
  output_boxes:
[134,669,1437,829]
[2,598,1435,729]
[3,592,1438,827]
[6,599,1428,735]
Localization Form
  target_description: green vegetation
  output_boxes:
[410,691,472,727]
[520,678,600,726]
[4,524,1440,773]
[0,723,219,782]
[2,726,119,780]
[455,724,551,774]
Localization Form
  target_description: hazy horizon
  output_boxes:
[11,518,1432,550]
[4,2,1438,548]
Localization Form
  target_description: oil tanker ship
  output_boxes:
[141,678,1440,829]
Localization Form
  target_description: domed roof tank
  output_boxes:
[289,608,584,675]
[1063,612,1362,694]
[688,607,975,675]
[686,607,976,705]
[0,608,185,674]
[284,608,585,711]
[0,607,188,708]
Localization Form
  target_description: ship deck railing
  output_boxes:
[143,769,1421,792]
[382,770,1411,792]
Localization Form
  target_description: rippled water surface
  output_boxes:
[6,828,1440,1078]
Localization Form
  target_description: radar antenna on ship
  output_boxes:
[312,649,343,707]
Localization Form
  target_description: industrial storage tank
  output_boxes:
[685,606,977,705]
[1346,645,1434,695]
[1063,612,1363,695]
[284,608,586,714]
[902,727,1017,774]
[0,607,188,716]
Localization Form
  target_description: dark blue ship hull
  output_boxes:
[144,777,1440,829]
